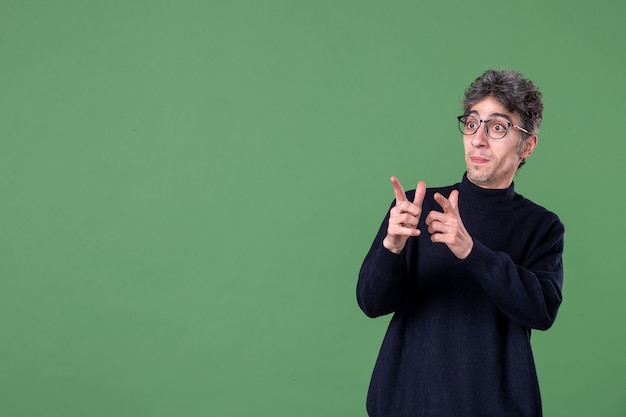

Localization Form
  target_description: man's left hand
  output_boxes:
[425,190,474,259]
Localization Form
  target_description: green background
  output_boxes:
[2,0,624,416]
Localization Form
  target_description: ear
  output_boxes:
[520,135,538,159]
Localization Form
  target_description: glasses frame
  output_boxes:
[457,114,530,139]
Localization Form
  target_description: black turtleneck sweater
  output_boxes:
[357,174,564,417]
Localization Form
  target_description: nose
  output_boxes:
[470,126,489,147]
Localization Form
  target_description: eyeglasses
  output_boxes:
[457,114,530,139]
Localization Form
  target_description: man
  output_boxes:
[357,69,564,417]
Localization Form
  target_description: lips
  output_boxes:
[469,155,489,164]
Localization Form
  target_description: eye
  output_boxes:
[464,116,479,129]
[490,120,508,132]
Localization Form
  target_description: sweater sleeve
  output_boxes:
[463,218,565,330]
[356,209,410,318]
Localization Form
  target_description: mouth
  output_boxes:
[469,155,490,164]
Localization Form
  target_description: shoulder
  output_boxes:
[515,194,565,233]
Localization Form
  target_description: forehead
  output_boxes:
[468,96,518,121]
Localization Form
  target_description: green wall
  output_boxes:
[2,1,624,416]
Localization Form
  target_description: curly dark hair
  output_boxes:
[462,69,543,137]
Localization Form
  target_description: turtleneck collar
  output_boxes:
[456,172,519,212]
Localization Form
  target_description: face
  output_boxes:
[463,96,537,189]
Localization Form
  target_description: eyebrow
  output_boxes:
[468,110,514,123]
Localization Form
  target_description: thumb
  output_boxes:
[448,190,459,209]
[413,181,426,206]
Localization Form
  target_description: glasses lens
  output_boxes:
[459,115,479,135]
[485,119,510,139]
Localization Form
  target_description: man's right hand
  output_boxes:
[383,176,426,254]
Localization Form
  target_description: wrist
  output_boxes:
[383,236,405,254]
[458,239,474,260]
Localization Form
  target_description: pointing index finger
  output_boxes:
[434,189,461,213]
[434,192,453,213]
[390,176,408,203]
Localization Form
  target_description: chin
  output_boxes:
[467,169,495,186]
[467,169,513,189]
[467,172,487,185]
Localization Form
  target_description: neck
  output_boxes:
[459,173,517,212]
